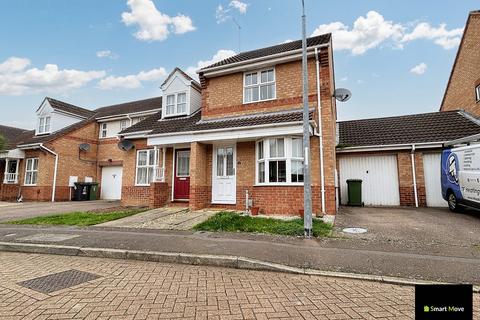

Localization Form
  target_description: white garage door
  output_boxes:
[423,153,448,207]
[339,155,400,206]
[100,166,123,200]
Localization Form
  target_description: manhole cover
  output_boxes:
[18,269,100,293]
[17,233,80,242]
[342,227,367,234]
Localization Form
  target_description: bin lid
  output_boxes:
[346,179,362,182]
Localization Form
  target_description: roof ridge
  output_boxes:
[337,110,462,123]
[94,96,163,112]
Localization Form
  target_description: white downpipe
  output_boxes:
[153,146,158,180]
[40,144,58,202]
[411,144,419,207]
[315,47,326,214]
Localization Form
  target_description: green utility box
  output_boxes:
[346,179,363,206]
[88,183,99,201]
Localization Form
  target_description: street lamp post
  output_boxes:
[301,0,313,237]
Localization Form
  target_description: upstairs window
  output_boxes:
[38,116,51,134]
[100,123,107,138]
[120,119,129,131]
[165,92,187,117]
[476,84,480,102]
[244,68,276,103]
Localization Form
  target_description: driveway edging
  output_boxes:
[1,241,478,292]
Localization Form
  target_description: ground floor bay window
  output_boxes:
[135,149,160,185]
[256,137,304,185]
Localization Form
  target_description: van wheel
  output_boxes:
[447,192,460,212]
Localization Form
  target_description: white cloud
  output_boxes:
[0,57,31,73]
[401,22,463,49]
[340,76,348,82]
[410,62,427,75]
[185,49,236,79]
[98,67,167,90]
[229,0,248,14]
[122,0,195,42]
[311,11,463,55]
[96,50,119,59]
[216,1,248,24]
[0,57,105,96]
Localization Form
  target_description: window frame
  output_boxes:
[38,116,51,134]
[24,158,39,186]
[135,149,159,186]
[164,91,188,118]
[255,136,304,186]
[243,68,276,104]
[120,119,129,131]
[100,123,108,138]
[476,84,480,102]
[3,159,19,184]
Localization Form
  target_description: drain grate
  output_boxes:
[18,269,100,294]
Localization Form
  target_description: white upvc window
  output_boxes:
[38,116,51,134]
[24,158,39,186]
[165,92,187,117]
[256,137,304,185]
[135,149,159,185]
[120,119,129,131]
[244,68,276,104]
[476,84,480,102]
[100,123,107,138]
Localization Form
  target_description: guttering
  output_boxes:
[411,144,419,208]
[95,108,161,121]
[336,142,444,153]
[39,144,58,202]
[444,133,480,147]
[200,44,329,77]
[315,47,326,215]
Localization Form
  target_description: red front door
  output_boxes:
[174,149,190,200]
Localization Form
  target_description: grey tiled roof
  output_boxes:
[200,33,331,70]
[0,125,34,149]
[94,97,162,119]
[121,109,313,136]
[338,110,480,147]
[46,97,95,118]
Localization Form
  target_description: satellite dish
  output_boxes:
[118,139,134,151]
[79,143,91,152]
[333,88,352,102]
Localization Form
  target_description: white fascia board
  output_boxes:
[444,133,480,147]
[17,143,42,150]
[118,131,152,139]
[52,109,87,120]
[0,148,25,159]
[147,124,305,146]
[336,142,444,153]
[96,109,161,122]
[201,45,329,77]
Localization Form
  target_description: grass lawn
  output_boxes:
[4,208,147,226]
[193,212,332,237]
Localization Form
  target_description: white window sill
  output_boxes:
[23,184,37,187]
[243,97,276,105]
[135,184,151,187]
[254,183,304,187]
[163,112,188,119]
[3,181,18,185]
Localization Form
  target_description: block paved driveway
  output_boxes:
[0,200,121,222]
[1,252,463,320]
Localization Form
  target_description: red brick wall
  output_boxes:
[441,12,480,116]
[149,182,169,208]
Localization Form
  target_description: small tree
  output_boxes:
[0,134,5,152]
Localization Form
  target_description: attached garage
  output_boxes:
[337,110,480,208]
[100,166,123,200]
[339,155,400,206]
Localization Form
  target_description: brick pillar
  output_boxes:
[149,182,169,208]
[189,142,209,210]
[398,152,426,207]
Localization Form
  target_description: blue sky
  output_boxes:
[0,0,478,129]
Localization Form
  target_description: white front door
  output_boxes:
[339,155,400,206]
[100,166,123,200]
[423,153,448,207]
[212,145,236,204]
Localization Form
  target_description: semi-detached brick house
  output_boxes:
[0,96,161,202]
[119,34,338,220]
